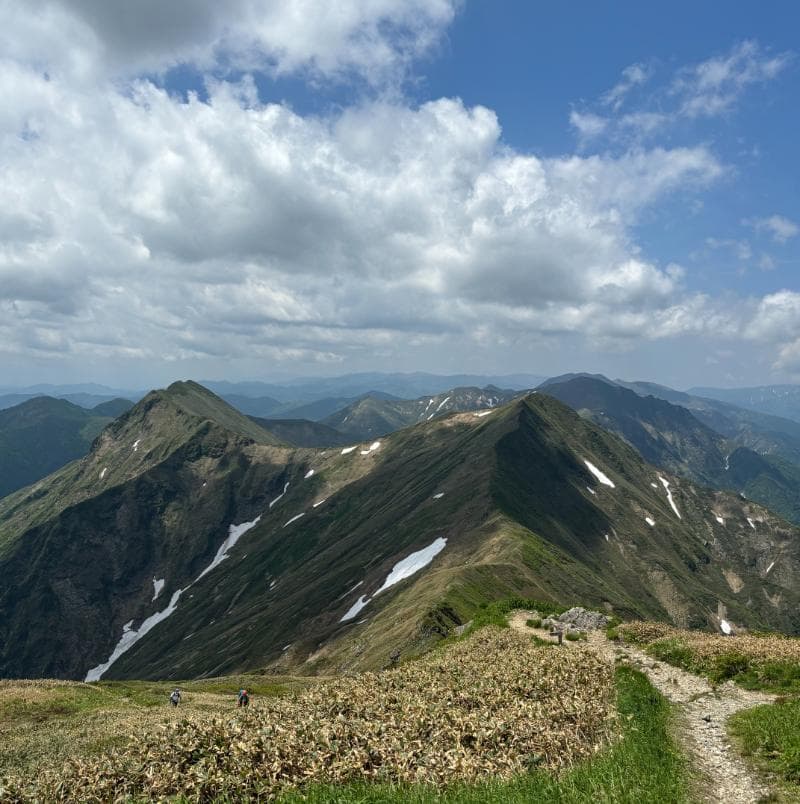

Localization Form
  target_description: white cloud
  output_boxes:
[674,40,792,119]
[572,41,792,142]
[602,62,652,110]
[747,214,799,244]
[0,0,458,84]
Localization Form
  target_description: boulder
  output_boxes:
[557,607,610,631]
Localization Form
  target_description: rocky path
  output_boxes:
[509,612,775,804]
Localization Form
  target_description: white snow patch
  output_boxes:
[604,533,609,542]
[269,482,290,508]
[650,482,658,489]
[340,595,369,622]
[658,476,681,519]
[132,439,140,452]
[586,486,596,496]
[747,517,756,530]
[202,481,207,487]
[85,591,184,681]
[435,396,451,412]
[724,454,730,471]
[304,469,315,479]
[283,644,292,651]
[583,459,615,488]
[715,515,725,525]
[474,411,492,418]
[341,446,357,454]
[152,577,165,601]
[283,512,305,528]
[269,580,276,590]
[765,561,776,575]
[375,537,447,596]
[312,499,327,508]
[645,517,655,527]
[99,467,108,480]
[196,516,261,581]
[337,580,363,600]
[433,492,444,499]
[720,619,732,635]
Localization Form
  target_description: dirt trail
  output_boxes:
[508,612,775,804]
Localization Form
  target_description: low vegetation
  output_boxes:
[2,629,616,802]
[730,698,800,799]
[619,621,800,691]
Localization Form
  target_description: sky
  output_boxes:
[1,1,799,390]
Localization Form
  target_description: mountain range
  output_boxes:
[1,380,798,683]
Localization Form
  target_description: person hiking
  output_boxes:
[169,688,181,707]
[237,688,249,708]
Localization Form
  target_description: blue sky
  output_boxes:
[0,1,798,389]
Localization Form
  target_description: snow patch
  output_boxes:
[715,515,725,525]
[658,476,681,519]
[340,595,369,622]
[474,411,492,418]
[650,482,658,489]
[269,580,276,590]
[724,454,730,471]
[196,516,262,581]
[312,499,327,508]
[645,517,655,527]
[341,446,357,455]
[99,467,108,480]
[586,486,596,496]
[604,533,609,542]
[747,517,756,530]
[85,592,184,681]
[132,439,140,452]
[765,561,776,575]
[152,578,165,601]
[375,537,447,596]
[720,619,732,635]
[269,482,289,509]
[283,512,305,528]
[435,396,451,412]
[583,459,615,488]
[432,492,444,499]
[304,469,314,479]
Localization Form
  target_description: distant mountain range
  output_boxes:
[2,380,798,683]
[689,384,800,424]
[0,396,133,498]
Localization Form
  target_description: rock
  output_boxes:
[557,607,610,631]
[703,714,712,722]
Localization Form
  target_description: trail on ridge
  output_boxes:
[508,612,775,804]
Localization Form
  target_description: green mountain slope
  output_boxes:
[2,385,799,683]
[322,386,519,440]
[542,375,800,526]
[250,417,351,447]
[0,397,117,499]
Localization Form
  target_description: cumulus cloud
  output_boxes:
[1,0,458,84]
[0,50,729,369]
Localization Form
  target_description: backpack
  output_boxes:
[170,690,180,703]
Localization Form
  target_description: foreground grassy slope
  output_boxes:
[0,628,689,804]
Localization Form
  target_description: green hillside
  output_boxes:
[2,384,799,684]
[0,397,116,499]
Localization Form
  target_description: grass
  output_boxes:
[274,665,688,804]
[467,596,566,633]
[730,698,800,801]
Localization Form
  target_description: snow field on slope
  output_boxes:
[583,459,615,488]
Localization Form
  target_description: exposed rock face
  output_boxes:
[558,607,610,631]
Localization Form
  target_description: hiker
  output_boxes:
[237,688,249,708]
[169,688,181,707]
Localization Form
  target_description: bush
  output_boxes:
[606,627,620,642]
[647,639,694,671]
[565,631,580,642]
[709,652,750,685]
[526,618,542,629]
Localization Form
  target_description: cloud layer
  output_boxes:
[0,5,797,383]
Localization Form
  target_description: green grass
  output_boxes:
[273,665,688,804]
[730,697,800,799]
[467,597,566,634]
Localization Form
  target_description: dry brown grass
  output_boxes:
[1,628,616,802]
[619,621,800,665]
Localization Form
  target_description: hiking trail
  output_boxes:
[508,611,775,804]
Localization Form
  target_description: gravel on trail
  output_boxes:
[509,611,775,804]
